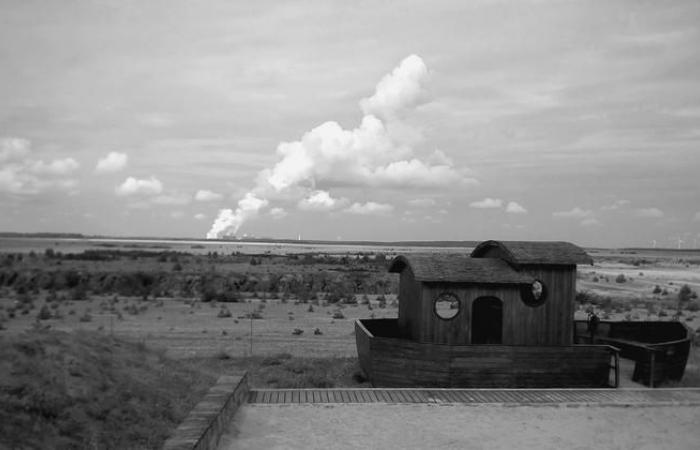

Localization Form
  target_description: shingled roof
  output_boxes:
[388,254,533,284]
[470,240,593,266]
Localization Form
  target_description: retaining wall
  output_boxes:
[162,373,249,450]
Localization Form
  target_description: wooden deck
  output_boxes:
[248,388,700,405]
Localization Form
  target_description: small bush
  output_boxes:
[332,311,345,319]
[217,306,232,318]
[37,305,52,321]
[292,328,304,335]
[261,353,293,366]
[615,274,627,283]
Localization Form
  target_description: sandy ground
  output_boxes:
[220,403,700,450]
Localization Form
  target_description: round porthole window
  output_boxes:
[521,280,547,307]
[434,292,460,320]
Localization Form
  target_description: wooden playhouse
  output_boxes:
[355,240,619,388]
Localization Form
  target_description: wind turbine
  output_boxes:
[677,237,683,250]
[651,240,657,249]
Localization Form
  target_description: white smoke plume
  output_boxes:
[206,193,269,239]
[206,54,469,239]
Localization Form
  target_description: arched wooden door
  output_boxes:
[471,297,503,344]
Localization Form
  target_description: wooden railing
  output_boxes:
[574,320,692,387]
[357,319,620,388]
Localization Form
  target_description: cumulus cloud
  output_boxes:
[0,137,80,195]
[470,198,503,209]
[298,190,344,212]
[505,201,527,214]
[343,201,394,215]
[269,207,288,219]
[207,55,474,238]
[601,199,630,211]
[194,213,207,220]
[553,207,593,219]
[96,152,128,173]
[359,54,428,121]
[194,189,223,202]
[115,176,163,196]
[206,193,268,239]
[635,207,664,218]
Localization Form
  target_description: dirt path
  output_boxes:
[220,403,699,450]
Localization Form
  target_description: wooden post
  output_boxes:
[614,351,620,388]
[649,350,655,388]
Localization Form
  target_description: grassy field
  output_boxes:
[1,244,700,448]
[0,329,214,449]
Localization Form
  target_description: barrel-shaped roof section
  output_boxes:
[388,254,533,284]
[471,240,593,266]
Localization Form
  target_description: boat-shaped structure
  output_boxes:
[573,320,691,387]
[355,240,691,388]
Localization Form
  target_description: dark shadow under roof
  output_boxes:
[471,240,593,266]
[388,254,533,284]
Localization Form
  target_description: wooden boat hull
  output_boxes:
[356,319,619,388]
[573,320,692,387]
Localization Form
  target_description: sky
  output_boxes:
[1,0,699,248]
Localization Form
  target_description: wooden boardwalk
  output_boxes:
[248,388,700,406]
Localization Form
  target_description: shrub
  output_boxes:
[261,353,293,366]
[615,274,627,283]
[217,306,232,318]
[653,285,662,294]
[332,310,345,319]
[78,312,92,322]
[679,284,696,303]
[37,305,52,321]
[292,328,303,335]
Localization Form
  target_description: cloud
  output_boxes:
[694,212,700,221]
[194,213,207,220]
[581,218,602,227]
[0,138,30,162]
[263,115,471,192]
[269,207,287,219]
[407,198,436,207]
[359,54,428,121]
[206,193,268,239]
[601,199,630,211]
[470,198,503,209]
[170,211,185,219]
[0,137,80,195]
[297,190,344,212]
[207,55,474,238]
[343,201,394,215]
[115,176,163,196]
[635,207,664,218]
[96,152,128,173]
[151,193,191,205]
[194,189,223,202]
[553,207,593,219]
[505,201,527,214]
[30,158,80,175]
